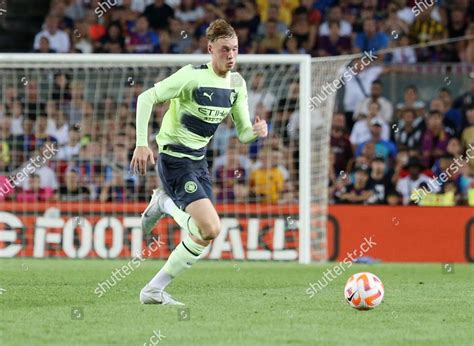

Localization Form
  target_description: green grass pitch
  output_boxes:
[0,259,473,345]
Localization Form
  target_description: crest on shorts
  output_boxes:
[184,181,197,193]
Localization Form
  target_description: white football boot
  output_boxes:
[141,189,168,234]
[139,284,185,305]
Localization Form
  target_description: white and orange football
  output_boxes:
[344,272,384,310]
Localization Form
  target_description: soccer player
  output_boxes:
[130,19,268,305]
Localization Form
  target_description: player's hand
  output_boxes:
[130,146,155,176]
[253,116,268,138]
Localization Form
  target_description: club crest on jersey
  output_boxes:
[184,181,197,193]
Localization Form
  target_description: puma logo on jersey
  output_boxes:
[203,92,214,101]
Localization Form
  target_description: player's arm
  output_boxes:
[131,65,192,174]
[231,76,268,143]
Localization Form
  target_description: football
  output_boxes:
[344,272,384,310]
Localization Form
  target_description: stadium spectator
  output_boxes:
[330,113,353,174]
[395,85,426,118]
[342,58,385,129]
[392,108,424,151]
[56,167,91,201]
[17,174,54,202]
[408,6,446,61]
[0,118,12,171]
[355,80,394,124]
[447,7,469,39]
[33,37,56,53]
[9,101,25,136]
[453,74,474,118]
[84,10,106,42]
[283,35,306,54]
[438,88,463,135]
[57,127,81,160]
[234,23,257,54]
[110,0,140,29]
[33,15,71,53]
[211,116,237,156]
[96,22,125,53]
[67,81,85,126]
[213,141,247,203]
[23,81,45,118]
[257,0,298,27]
[368,157,393,204]
[71,21,93,53]
[247,73,276,122]
[350,101,390,147]
[257,19,284,54]
[250,147,285,204]
[383,3,409,39]
[35,113,58,148]
[396,156,437,205]
[64,0,86,21]
[336,165,374,205]
[192,34,208,54]
[256,5,288,37]
[48,108,69,146]
[461,106,474,175]
[12,117,37,162]
[155,29,175,53]
[459,23,474,63]
[288,6,316,53]
[389,34,417,64]
[52,73,72,102]
[354,18,389,55]
[20,155,59,192]
[99,168,127,202]
[355,118,397,162]
[386,189,402,205]
[213,136,252,177]
[49,0,74,31]
[104,143,138,198]
[319,5,352,37]
[168,17,193,53]
[421,110,451,167]
[317,20,352,56]
[175,0,204,23]
[143,0,175,30]
[126,15,159,53]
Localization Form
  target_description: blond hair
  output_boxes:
[206,19,236,42]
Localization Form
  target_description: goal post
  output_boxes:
[0,53,348,263]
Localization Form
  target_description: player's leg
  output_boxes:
[141,156,219,304]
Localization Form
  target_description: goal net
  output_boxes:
[0,54,348,263]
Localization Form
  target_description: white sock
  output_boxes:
[162,196,177,215]
[148,269,173,290]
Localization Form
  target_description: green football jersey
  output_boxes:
[136,62,257,160]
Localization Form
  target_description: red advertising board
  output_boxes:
[0,202,472,262]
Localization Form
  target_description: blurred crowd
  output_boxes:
[0,68,473,206]
[1,0,473,206]
[330,71,474,206]
[32,0,474,62]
